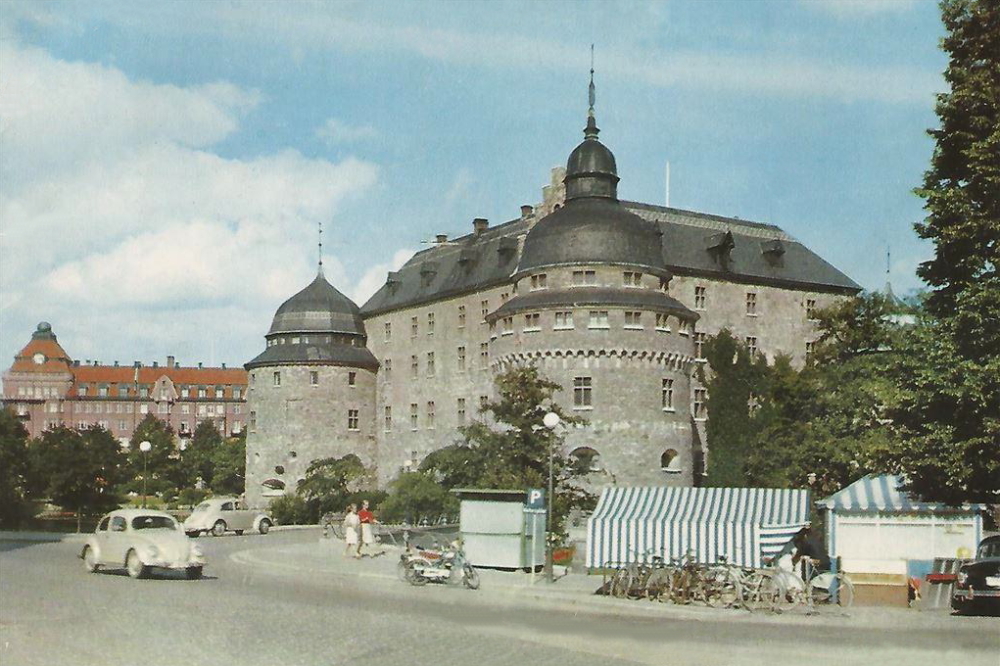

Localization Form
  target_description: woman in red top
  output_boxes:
[357,500,377,557]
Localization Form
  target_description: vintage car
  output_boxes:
[81,509,205,579]
[952,534,1000,614]
[182,497,272,537]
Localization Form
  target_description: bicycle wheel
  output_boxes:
[705,567,743,609]
[830,573,854,608]
[742,570,774,611]
[462,563,481,590]
[611,568,634,599]
[644,568,672,602]
[772,572,805,612]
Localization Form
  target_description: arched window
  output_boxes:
[569,447,602,474]
[660,449,682,473]
[261,478,285,496]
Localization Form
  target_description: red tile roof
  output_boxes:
[9,339,73,373]
[71,366,248,386]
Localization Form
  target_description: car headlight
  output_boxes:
[956,570,968,586]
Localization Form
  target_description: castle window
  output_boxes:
[661,449,682,473]
[524,313,541,332]
[458,305,466,328]
[659,278,670,292]
[291,337,300,345]
[384,358,392,380]
[694,332,706,361]
[426,401,435,429]
[410,355,418,379]
[348,371,357,387]
[457,346,466,372]
[695,285,707,310]
[384,322,392,341]
[384,406,392,432]
[624,311,643,329]
[693,389,708,420]
[587,311,609,330]
[480,343,489,368]
[572,270,597,286]
[501,292,509,303]
[655,313,671,332]
[678,320,692,336]
[426,352,435,377]
[806,299,818,320]
[569,447,602,474]
[273,372,281,387]
[553,311,574,330]
[623,271,642,287]
[573,376,593,409]
[427,312,435,335]
[410,404,418,430]
[745,336,758,358]
[479,395,489,410]
[457,398,466,424]
[249,411,256,431]
[806,340,816,362]
[348,410,359,431]
[662,378,674,411]
[411,316,418,337]
[530,274,548,290]
[480,300,489,321]
[501,317,513,336]
[746,291,758,316]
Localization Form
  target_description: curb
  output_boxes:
[0,531,89,543]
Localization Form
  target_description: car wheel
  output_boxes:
[186,531,200,538]
[82,546,100,573]
[211,520,227,537]
[126,550,147,579]
[234,530,244,536]
[186,566,203,580]
[258,519,272,535]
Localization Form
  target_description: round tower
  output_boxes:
[244,271,378,507]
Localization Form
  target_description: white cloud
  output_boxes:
[351,249,415,305]
[316,118,379,145]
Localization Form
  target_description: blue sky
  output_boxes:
[0,0,946,370]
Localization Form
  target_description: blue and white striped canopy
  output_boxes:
[819,474,987,513]
[586,486,811,569]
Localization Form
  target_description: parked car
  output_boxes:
[182,497,272,537]
[81,509,205,580]
[952,534,1000,615]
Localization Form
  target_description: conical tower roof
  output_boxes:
[267,272,365,337]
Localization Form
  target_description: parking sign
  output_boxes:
[526,488,545,510]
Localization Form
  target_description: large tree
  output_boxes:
[0,407,34,528]
[887,0,1000,503]
[127,414,186,500]
[181,420,224,489]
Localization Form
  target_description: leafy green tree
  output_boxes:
[182,420,224,489]
[0,407,35,528]
[33,425,127,531]
[378,472,459,525]
[210,434,246,496]
[885,0,1000,503]
[294,453,369,520]
[126,414,186,500]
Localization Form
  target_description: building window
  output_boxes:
[659,278,670,292]
[426,401,435,429]
[427,312,435,335]
[233,387,242,400]
[120,386,130,398]
[480,343,489,367]
[235,405,241,415]
[624,311,642,329]
[411,316,418,338]
[806,341,816,362]
[309,371,319,386]
[384,322,392,341]
[158,403,168,414]
[215,387,224,399]
[524,313,541,332]
[678,320,692,336]
[98,386,109,398]
[426,352,435,377]
[501,317,513,335]
[662,378,674,411]
[573,377,592,409]
[554,311,574,330]
[588,311,609,330]
[500,292,509,303]
[479,395,489,410]
[198,387,207,398]
[661,449,682,473]
[693,389,708,420]
[694,332,706,361]
[384,359,392,381]
[384,406,392,432]
[480,300,489,320]
[180,405,190,416]
[655,313,671,332]
[458,305,466,328]
[569,447,602,473]
[410,404,418,430]
[120,420,129,431]
[745,336,758,357]
[457,398,466,424]
[806,299,817,320]
[746,291,757,316]
[215,405,224,416]
[272,372,281,387]
[457,346,466,371]
[140,404,149,415]
[249,411,256,431]
[695,285,707,310]
[530,274,548,290]
[348,409,359,431]
[77,385,87,396]
[572,270,597,286]
[348,371,357,386]
[410,355,418,379]
[623,271,642,287]
[139,386,149,398]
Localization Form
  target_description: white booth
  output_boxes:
[453,489,546,570]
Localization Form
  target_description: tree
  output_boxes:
[33,425,127,531]
[887,0,1000,503]
[182,420,224,489]
[295,453,369,520]
[126,414,185,501]
[378,472,459,525]
[210,434,246,495]
[0,407,35,528]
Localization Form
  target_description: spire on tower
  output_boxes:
[318,220,324,277]
[585,44,599,140]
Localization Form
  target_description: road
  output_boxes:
[1,531,997,666]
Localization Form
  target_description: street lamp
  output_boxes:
[542,411,560,583]
[139,440,152,508]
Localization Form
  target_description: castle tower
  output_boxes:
[244,271,378,506]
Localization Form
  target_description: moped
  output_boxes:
[398,541,480,590]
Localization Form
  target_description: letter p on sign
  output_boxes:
[526,488,545,510]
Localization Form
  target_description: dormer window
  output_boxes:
[573,270,597,286]
[623,271,642,287]
[530,274,548,290]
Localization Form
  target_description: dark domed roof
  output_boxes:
[516,193,668,278]
[564,116,619,200]
[267,272,365,337]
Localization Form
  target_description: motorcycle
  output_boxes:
[398,541,480,590]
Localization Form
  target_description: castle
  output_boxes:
[243,87,860,507]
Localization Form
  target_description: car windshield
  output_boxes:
[194,502,212,512]
[131,516,178,530]
[978,539,1000,559]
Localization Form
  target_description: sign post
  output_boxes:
[526,488,545,585]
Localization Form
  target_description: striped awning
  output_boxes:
[819,475,988,513]
[586,486,811,569]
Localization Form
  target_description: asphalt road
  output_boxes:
[1,532,997,666]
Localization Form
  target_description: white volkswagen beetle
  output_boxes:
[81,509,206,579]
[182,497,272,537]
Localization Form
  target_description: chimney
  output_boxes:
[152,361,158,368]
[473,218,489,235]
[198,362,203,370]
[520,205,534,219]
[435,234,448,244]
[222,363,227,369]
[167,355,175,368]
[73,360,80,367]
[114,361,119,367]
[85,359,90,365]
[133,361,141,368]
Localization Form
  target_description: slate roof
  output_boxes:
[245,343,379,371]
[488,288,696,323]
[269,272,366,337]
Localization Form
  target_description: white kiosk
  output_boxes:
[452,489,546,570]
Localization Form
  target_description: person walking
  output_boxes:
[343,504,360,558]
[357,500,380,557]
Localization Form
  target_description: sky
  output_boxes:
[0,0,947,370]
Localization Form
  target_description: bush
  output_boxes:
[378,472,458,525]
[268,494,313,525]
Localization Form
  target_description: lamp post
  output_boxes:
[139,440,151,508]
[542,411,561,583]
